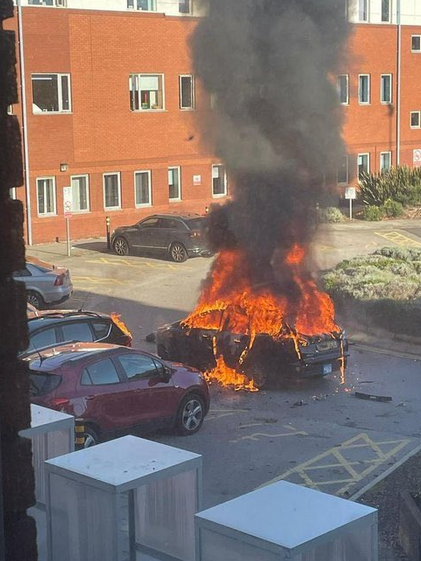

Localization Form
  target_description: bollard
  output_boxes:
[106,216,111,250]
[75,418,85,450]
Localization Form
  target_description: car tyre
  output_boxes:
[246,363,268,389]
[27,290,45,310]
[84,425,100,448]
[176,393,205,436]
[113,236,130,256]
[170,242,188,263]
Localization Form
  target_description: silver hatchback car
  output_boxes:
[13,257,73,309]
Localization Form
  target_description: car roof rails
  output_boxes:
[29,310,103,321]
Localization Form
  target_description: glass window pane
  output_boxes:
[62,322,94,343]
[86,358,120,385]
[338,75,348,104]
[104,175,120,208]
[71,176,88,211]
[31,329,57,349]
[179,0,190,13]
[118,354,158,381]
[61,75,70,111]
[169,168,180,199]
[381,0,390,22]
[212,165,226,195]
[180,76,193,109]
[412,36,421,51]
[359,0,367,21]
[32,74,59,112]
[92,321,110,339]
[135,172,150,206]
[337,156,348,184]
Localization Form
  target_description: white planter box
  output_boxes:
[45,435,202,561]
[20,404,75,507]
[195,481,378,561]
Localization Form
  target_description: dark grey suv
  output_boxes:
[111,214,211,262]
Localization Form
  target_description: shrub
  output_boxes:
[318,206,345,223]
[359,166,421,207]
[363,205,384,221]
[381,199,404,218]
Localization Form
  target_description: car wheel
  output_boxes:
[27,290,45,310]
[170,242,188,263]
[176,393,205,435]
[84,425,100,448]
[113,236,130,256]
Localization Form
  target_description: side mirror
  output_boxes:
[161,366,172,380]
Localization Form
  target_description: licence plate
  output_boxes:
[323,363,332,375]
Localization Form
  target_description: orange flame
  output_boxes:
[184,246,341,390]
[111,313,132,342]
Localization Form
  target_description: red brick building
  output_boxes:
[6,0,421,243]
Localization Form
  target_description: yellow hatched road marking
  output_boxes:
[229,425,308,444]
[85,257,192,270]
[375,231,421,247]
[260,432,411,496]
[73,276,124,285]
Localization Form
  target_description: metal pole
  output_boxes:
[106,216,111,250]
[349,199,353,221]
[66,217,71,256]
[396,0,402,166]
[0,420,5,561]
[16,0,33,245]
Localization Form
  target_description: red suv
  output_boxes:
[25,342,210,446]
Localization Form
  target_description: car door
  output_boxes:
[76,356,131,432]
[28,326,60,352]
[129,216,161,250]
[116,352,176,429]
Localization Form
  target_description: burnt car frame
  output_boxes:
[156,308,348,388]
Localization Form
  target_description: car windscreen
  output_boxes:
[29,370,62,397]
[186,218,205,230]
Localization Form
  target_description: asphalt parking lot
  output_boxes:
[26,219,421,510]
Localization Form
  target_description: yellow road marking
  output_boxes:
[230,425,308,444]
[85,257,192,270]
[355,343,421,361]
[73,276,124,285]
[260,432,411,496]
[375,231,421,247]
[205,409,250,422]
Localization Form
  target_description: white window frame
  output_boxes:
[36,176,57,217]
[103,172,121,210]
[168,166,181,202]
[179,0,191,14]
[380,74,392,104]
[358,74,370,105]
[410,111,421,129]
[211,164,227,198]
[381,0,391,22]
[32,73,72,114]
[127,0,156,10]
[358,0,369,22]
[70,174,90,213]
[357,153,370,179]
[179,75,195,110]
[129,73,165,112]
[411,35,421,53]
[380,151,392,173]
[337,155,349,185]
[134,170,152,208]
[337,74,349,105]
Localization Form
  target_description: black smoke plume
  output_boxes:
[192,0,349,295]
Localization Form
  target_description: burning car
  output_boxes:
[156,248,348,390]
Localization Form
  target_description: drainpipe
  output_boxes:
[16,0,33,245]
[396,0,402,166]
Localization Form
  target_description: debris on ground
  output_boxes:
[292,400,308,407]
[145,332,156,343]
[354,392,392,403]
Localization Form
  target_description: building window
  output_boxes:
[212,164,227,197]
[412,35,421,52]
[37,177,56,216]
[358,154,370,179]
[7,105,13,115]
[380,152,392,173]
[32,73,71,114]
[337,75,349,105]
[168,167,181,201]
[380,74,392,104]
[179,0,190,13]
[134,171,152,207]
[179,75,195,110]
[358,74,370,104]
[103,173,121,210]
[210,93,218,109]
[337,155,349,184]
[411,111,421,128]
[127,0,156,10]
[129,74,164,111]
[381,0,390,22]
[358,0,368,21]
[71,175,89,212]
